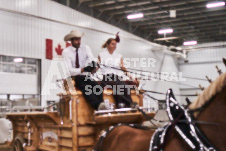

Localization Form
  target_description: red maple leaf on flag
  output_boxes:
[55,44,63,55]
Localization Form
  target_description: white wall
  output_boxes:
[0,118,12,143]
[0,0,180,106]
[179,42,226,104]
[0,73,37,94]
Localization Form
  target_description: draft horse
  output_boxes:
[94,72,226,151]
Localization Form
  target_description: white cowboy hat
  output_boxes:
[64,29,84,41]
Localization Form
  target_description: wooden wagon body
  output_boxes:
[6,88,155,151]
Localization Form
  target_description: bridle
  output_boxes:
[90,75,225,151]
[150,89,226,151]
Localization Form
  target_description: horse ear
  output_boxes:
[223,58,226,67]
[185,97,191,106]
[166,89,176,101]
[166,89,184,121]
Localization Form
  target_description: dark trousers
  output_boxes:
[102,74,133,108]
[73,75,103,110]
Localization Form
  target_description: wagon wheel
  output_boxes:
[13,135,25,151]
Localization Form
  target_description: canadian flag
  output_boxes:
[45,39,71,60]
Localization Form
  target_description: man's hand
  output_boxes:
[91,67,99,74]
[83,61,98,72]
[133,78,140,86]
[81,68,85,73]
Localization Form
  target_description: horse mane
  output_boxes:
[189,73,226,111]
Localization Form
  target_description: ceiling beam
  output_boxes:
[88,0,137,8]
[95,0,205,11]
[131,12,226,26]
[102,0,208,16]
[148,28,225,41]
[76,0,226,45]
[128,15,226,27]
[140,21,226,31]
[79,0,93,3]
[143,29,226,39]
[113,5,225,20]
[110,2,207,17]
[198,38,226,43]
[174,30,226,38]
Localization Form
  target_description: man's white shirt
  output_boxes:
[62,45,94,76]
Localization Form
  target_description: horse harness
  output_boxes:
[93,89,219,151]
[149,89,218,151]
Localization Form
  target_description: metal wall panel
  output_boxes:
[179,62,225,88]
[0,73,37,94]
[179,42,226,89]
[184,47,226,63]
[179,42,226,104]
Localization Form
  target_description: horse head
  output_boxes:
[188,72,226,151]
[94,73,226,151]
[152,73,226,151]
[223,58,226,67]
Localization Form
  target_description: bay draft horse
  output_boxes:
[94,72,226,151]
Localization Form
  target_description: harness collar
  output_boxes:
[149,89,218,151]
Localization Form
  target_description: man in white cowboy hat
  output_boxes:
[62,29,107,110]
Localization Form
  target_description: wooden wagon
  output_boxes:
[6,80,155,151]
